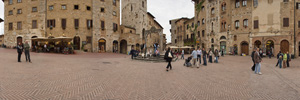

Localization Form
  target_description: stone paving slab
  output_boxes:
[0,48,300,100]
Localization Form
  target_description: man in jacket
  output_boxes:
[254,48,262,75]
[24,41,31,63]
[17,43,23,62]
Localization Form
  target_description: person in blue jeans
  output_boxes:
[254,48,262,75]
[214,49,219,63]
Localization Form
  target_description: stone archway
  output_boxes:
[254,40,261,48]
[241,41,249,55]
[280,40,289,53]
[120,40,127,54]
[73,36,80,50]
[220,41,226,54]
[113,40,118,53]
[98,39,106,53]
[266,40,274,55]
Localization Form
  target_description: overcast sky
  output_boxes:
[0,0,195,42]
[0,1,4,35]
[148,0,194,43]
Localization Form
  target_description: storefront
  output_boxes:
[31,36,73,54]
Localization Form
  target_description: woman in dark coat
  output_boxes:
[164,47,174,71]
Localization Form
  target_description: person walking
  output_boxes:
[164,47,174,71]
[208,49,213,63]
[17,43,23,62]
[221,49,224,57]
[251,48,256,71]
[196,48,202,64]
[24,41,31,63]
[191,49,199,68]
[268,51,272,59]
[287,52,290,67]
[202,48,207,66]
[214,49,219,63]
[254,48,262,75]
[283,52,287,68]
[181,49,184,59]
[276,51,282,67]
[130,48,136,59]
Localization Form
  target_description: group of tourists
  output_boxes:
[275,51,291,68]
[17,41,31,63]
[164,47,223,71]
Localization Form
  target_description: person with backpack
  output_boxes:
[164,47,174,71]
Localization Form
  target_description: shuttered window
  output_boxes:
[32,20,37,29]
[47,19,55,28]
[74,19,79,28]
[61,19,66,29]
[254,20,259,29]
[283,18,289,27]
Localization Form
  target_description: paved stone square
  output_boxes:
[1,48,300,100]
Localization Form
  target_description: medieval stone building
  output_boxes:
[177,0,300,57]
[2,0,166,53]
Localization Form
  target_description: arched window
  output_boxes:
[211,38,214,43]
[234,35,237,41]
[197,21,200,26]
[202,30,205,37]
[202,18,205,24]
[222,3,226,11]
[212,22,214,32]
[211,8,215,14]
[201,6,205,11]
[220,36,226,40]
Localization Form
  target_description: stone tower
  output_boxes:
[121,0,148,39]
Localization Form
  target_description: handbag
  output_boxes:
[168,52,172,58]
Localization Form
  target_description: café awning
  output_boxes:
[31,36,73,42]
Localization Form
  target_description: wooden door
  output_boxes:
[280,40,289,53]
[17,37,22,45]
[241,42,249,55]
[73,36,80,50]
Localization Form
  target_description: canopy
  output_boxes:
[169,46,179,49]
[180,46,193,49]
[31,36,73,41]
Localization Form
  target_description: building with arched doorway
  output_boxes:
[2,0,166,54]
[189,0,298,57]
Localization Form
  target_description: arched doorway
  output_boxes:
[298,41,300,56]
[220,41,226,54]
[136,43,140,51]
[266,40,274,55]
[241,41,249,55]
[73,36,80,50]
[254,40,261,48]
[280,40,289,53]
[113,40,118,53]
[120,40,127,54]
[31,36,38,51]
[17,37,22,45]
[98,39,106,53]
